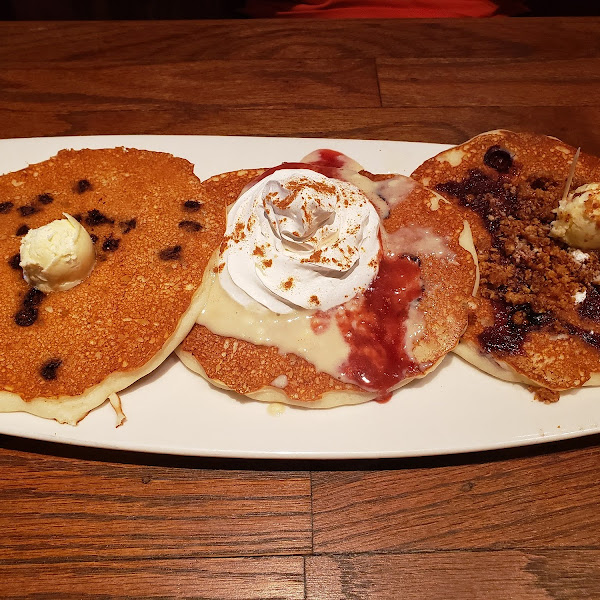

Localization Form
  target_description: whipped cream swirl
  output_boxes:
[220,169,381,313]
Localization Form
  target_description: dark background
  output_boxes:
[1,0,599,19]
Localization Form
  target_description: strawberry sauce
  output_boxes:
[304,148,350,168]
[250,149,356,185]
[335,254,423,392]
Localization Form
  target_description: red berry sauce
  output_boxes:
[335,254,423,393]
[249,148,358,187]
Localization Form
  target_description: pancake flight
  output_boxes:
[2,130,598,424]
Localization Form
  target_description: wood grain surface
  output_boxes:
[0,447,311,561]
[1,17,600,600]
[312,444,600,552]
[305,551,600,599]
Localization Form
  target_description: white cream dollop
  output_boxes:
[551,183,600,249]
[19,213,96,292]
[220,169,381,313]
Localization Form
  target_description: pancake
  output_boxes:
[0,147,223,424]
[177,152,478,407]
[412,130,600,393]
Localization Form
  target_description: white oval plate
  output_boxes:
[1,135,598,459]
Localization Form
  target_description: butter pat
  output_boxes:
[551,183,600,249]
[20,213,96,292]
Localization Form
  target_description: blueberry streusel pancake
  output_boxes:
[413,130,600,398]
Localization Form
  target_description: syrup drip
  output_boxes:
[304,148,353,169]
[335,254,423,392]
[375,392,393,404]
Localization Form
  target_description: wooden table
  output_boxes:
[1,18,600,599]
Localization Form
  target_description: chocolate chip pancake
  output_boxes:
[177,153,478,407]
[0,147,222,423]
[412,130,600,393]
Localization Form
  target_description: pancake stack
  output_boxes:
[0,148,224,423]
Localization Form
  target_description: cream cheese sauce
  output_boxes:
[196,255,350,378]
[382,226,456,261]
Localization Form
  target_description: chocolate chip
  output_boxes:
[72,213,83,222]
[14,306,38,327]
[85,209,114,226]
[119,218,137,234]
[183,200,203,212]
[76,179,92,193]
[483,146,513,173]
[18,205,38,217]
[159,245,182,261]
[14,287,45,326]
[178,220,203,232]
[16,224,30,236]
[40,358,62,380]
[8,253,21,270]
[102,236,120,252]
[90,233,98,244]
[0,202,14,214]
[37,193,54,205]
[24,287,45,307]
